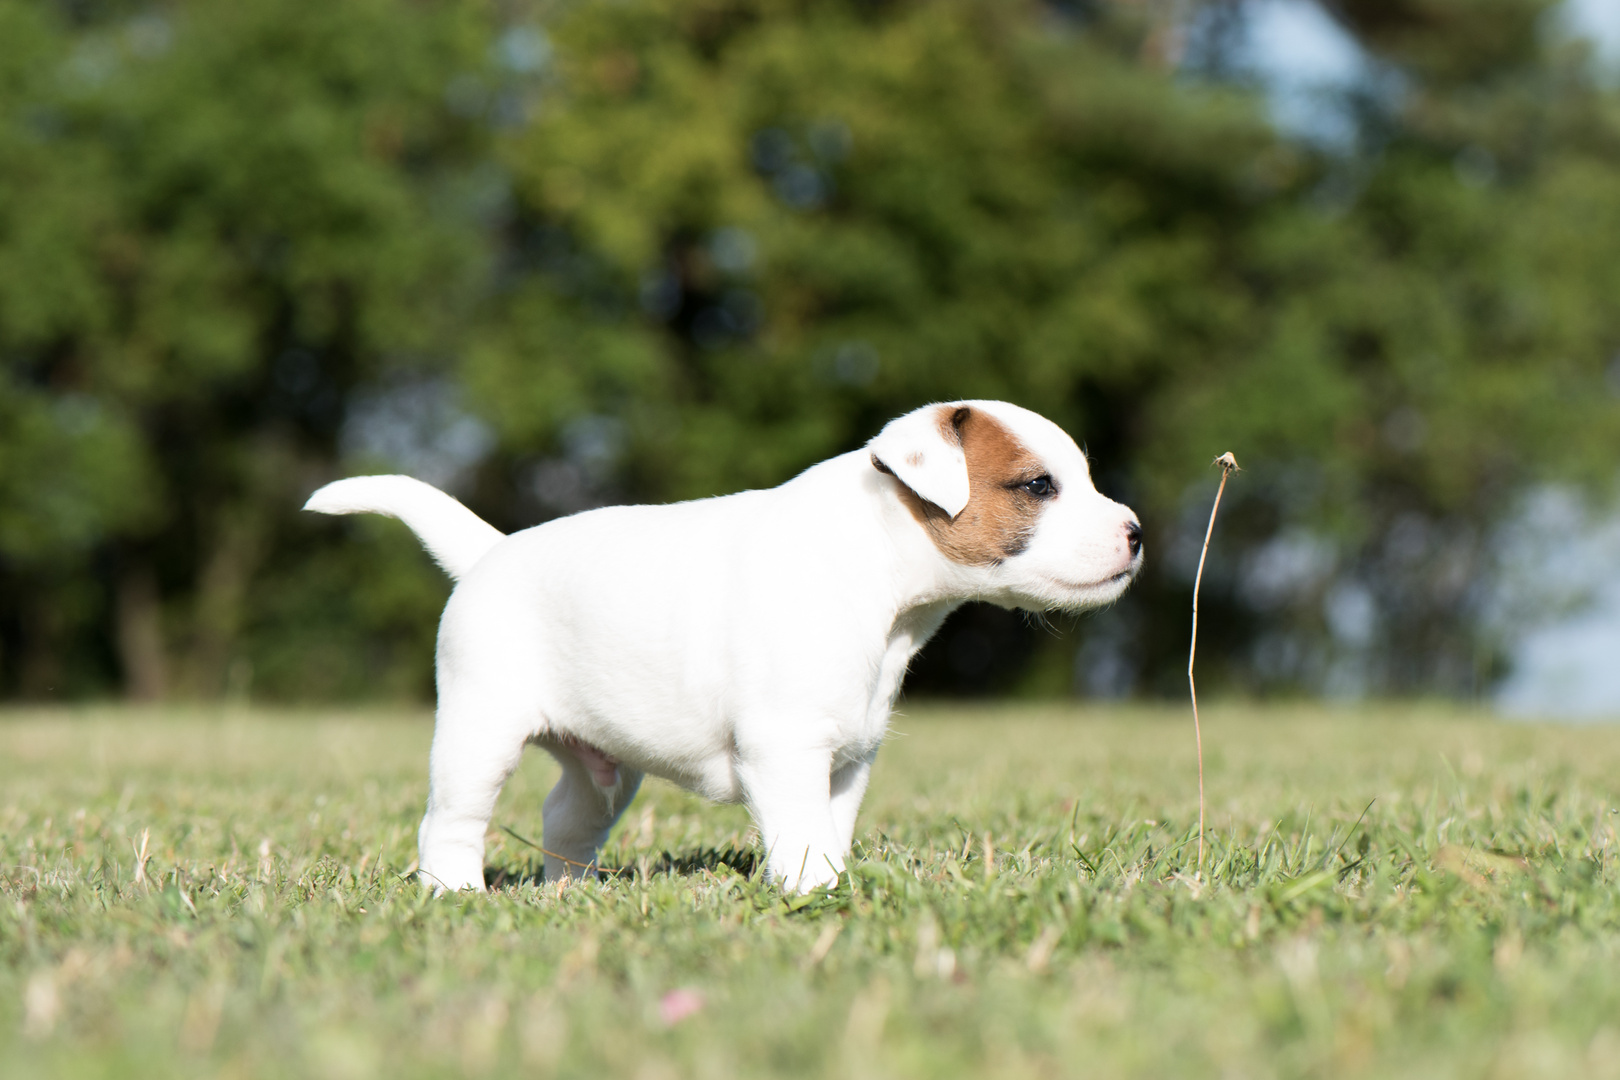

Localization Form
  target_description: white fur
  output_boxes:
[303,475,503,580]
[304,400,1142,893]
[866,406,972,517]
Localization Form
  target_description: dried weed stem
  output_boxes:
[1189,452,1239,878]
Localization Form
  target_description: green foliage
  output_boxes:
[474,0,1285,498]
[2,703,1619,1076]
[0,0,492,697]
[469,0,1620,695]
[1323,0,1562,84]
[3,0,1620,699]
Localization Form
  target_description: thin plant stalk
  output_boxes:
[1189,452,1239,879]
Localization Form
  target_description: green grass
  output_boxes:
[2,703,1619,1079]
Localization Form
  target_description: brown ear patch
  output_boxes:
[889,405,1047,565]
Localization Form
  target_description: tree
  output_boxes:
[4,0,1618,701]
[469,0,1620,696]
[464,0,1296,693]
[1146,0,1620,694]
[0,0,491,697]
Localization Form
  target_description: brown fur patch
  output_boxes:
[888,406,1047,565]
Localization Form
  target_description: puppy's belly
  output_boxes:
[538,723,743,801]
[554,734,622,787]
[540,663,889,806]
[648,752,746,804]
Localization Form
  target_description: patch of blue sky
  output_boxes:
[1491,487,1620,721]
[1213,0,1374,147]
[1497,589,1620,721]
[1232,0,1620,145]
[1559,0,1620,71]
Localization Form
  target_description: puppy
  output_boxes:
[305,401,1142,893]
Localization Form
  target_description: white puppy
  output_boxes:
[305,400,1142,893]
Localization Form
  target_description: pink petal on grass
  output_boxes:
[659,988,706,1026]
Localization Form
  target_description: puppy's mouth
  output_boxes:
[1049,553,1140,586]
[1034,556,1138,608]
[1048,561,1139,593]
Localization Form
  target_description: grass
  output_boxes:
[2,702,1619,1079]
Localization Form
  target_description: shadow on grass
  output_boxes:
[485,845,760,889]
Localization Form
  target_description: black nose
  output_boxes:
[1125,520,1142,558]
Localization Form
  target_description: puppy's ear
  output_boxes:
[868,404,972,518]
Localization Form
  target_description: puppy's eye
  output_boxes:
[1019,475,1054,498]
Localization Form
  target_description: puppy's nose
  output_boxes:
[1125,520,1142,558]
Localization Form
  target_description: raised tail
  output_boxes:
[303,475,505,580]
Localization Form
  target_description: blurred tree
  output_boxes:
[465,0,1295,693]
[466,0,1620,697]
[1149,0,1620,694]
[2,0,1618,702]
[0,0,492,698]
[473,0,1275,494]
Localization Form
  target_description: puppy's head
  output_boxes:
[868,401,1142,611]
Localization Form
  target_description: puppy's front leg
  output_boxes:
[737,748,844,894]
[829,751,877,857]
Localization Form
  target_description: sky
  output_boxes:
[1565,0,1620,67]
[1236,0,1369,144]
[1240,0,1620,144]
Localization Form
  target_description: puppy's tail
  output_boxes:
[303,475,505,581]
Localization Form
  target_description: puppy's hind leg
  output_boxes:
[416,689,535,894]
[538,745,643,882]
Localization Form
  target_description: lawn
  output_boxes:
[1,702,1618,1079]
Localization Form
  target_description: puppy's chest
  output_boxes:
[830,717,889,770]
[828,617,925,765]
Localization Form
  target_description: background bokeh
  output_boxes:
[2,0,1619,708]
